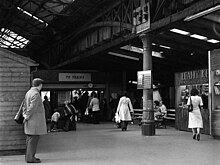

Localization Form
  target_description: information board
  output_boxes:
[137,70,152,89]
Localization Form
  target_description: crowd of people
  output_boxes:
[22,78,204,164]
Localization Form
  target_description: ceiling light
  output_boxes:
[190,34,207,40]
[17,7,48,27]
[120,45,164,58]
[108,52,139,61]
[160,45,171,49]
[207,39,220,43]
[170,28,190,35]
[184,4,220,21]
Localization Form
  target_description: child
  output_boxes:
[51,109,60,132]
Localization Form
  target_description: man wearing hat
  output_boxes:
[23,78,47,163]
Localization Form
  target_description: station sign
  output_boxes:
[59,73,91,82]
[175,69,208,86]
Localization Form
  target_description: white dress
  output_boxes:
[116,96,134,121]
[187,95,203,128]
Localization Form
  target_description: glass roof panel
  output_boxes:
[0,28,30,49]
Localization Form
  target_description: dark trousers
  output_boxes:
[63,115,71,131]
[92,111,100,124]
[25,135,40,162]
[121,121,128,130]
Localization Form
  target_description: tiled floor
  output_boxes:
[1,122,220,165]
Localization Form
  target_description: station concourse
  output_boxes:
[1,123,220,165]
[1,1,220,164]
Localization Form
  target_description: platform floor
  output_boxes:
[1,122,220,165]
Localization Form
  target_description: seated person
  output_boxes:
[51,109,60,131]
[159,101,167,117]
[154,100,163,120]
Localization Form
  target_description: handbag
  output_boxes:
[14,100,25,124]
[115,113,120,123]
[188,96,193,112]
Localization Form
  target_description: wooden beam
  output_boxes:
[143,0,220,34]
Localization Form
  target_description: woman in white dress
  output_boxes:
[187,89,203,141]
[116,93,134,131]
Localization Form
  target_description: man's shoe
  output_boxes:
[27,159,41,163]
[34,157,41,161]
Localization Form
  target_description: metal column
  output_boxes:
[140,33,155,136]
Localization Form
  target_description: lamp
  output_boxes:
[184,4,220,21]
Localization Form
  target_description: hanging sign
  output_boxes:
[133,0,150,34]
[59,73,91,82]
[137,70,152,89]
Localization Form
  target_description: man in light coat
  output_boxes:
[23,78,47,163]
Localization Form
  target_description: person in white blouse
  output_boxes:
[116,93,134,131]
[89,92,100,124]
[187,88,203,141]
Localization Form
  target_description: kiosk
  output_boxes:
[175,69,210,134]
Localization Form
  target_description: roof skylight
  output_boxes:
[17,7,48,27]
[0,28,30,48]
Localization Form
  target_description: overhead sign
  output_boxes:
[133,0,150,34]
[137,70,152,89]
[59,73,91,82]
[175,69,208,86]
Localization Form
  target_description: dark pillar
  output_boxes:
[140,33,155,136]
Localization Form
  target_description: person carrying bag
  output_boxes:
[14,100,25,124]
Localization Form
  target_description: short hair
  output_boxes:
[44,96,48,100]
[123,92,128,97]
[190,88,199,96]
[32,78,43,87]
[154,100,160,106]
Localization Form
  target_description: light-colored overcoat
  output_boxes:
[23,87,47,135]
[116,96,134,121]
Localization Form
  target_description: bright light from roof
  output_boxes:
[120,45,164,58]
[17,7,48,27]
[207,39,220,43]
[170,28,220,44]
[190,34,207,40]
[160,45,171,49]
[170,28,190,35]
[108,52,139,61]
[0,28,30,48]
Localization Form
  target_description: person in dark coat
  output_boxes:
[63,101,77,131]
[43,96,51,132]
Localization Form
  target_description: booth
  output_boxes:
[175,69,210,135]
[0,48,38,153]
[210,49,220,138]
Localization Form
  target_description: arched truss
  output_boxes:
[42,0,140,68]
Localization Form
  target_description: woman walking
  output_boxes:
[187,88,203,141]
[116,93,133,131]
[89,92,100,124]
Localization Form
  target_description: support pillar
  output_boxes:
[140,33,155,136]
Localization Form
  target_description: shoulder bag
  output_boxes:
[188,96,193,112]
[14,100,25,124]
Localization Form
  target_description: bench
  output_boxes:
[132,109,166,128]
[163,109,175,120]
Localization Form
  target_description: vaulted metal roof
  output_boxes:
[1,0,220,85]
